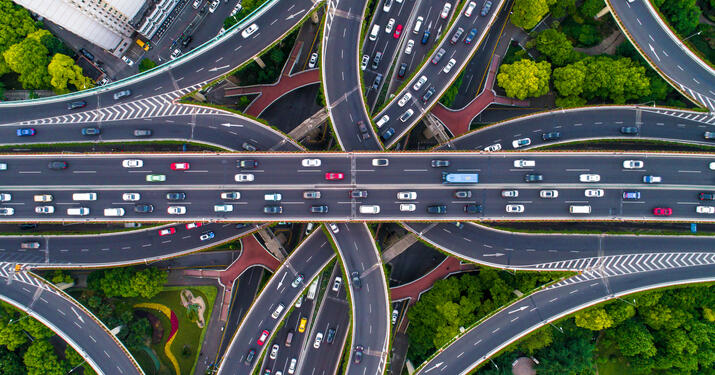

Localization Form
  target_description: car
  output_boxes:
[235,173,255,182]
[146,174,166,182]
[394,24,403,38]
[431,48,446,64]
[404,39,415,54]
[181,36,192,48]
[464,1,477,16]
[79,48,94,61]
[373,73,383,90]
[16,128,35,136]
[326,328,336,344]
[159,227,176,236]
[480,0,492,16]
[221,192,241,200]
[391,310,399,325]
[450,28,464,44]
[698,192,715,200]
[298,318,307,333]
[376,114,390,128]
[241,24,259,38]
[325,172,344,180]
[166,192,186,201]
[385,18,395,33]
[400,203,416,211]
[350,190,368,199]
[642,175,662,183]
[303,190,321,199]
[620,126,639,135]
[512,138,531,149]
[170,162,190,170]
[464,28,478,44]
[0,193,10,202]
[501,190,518,198]
[524,173,543,182]
[703,131,715,140]
[238,159,259,169]
[585,189,604,198]
[506,204,524,213]
[430,160,450,169]
[308,52,318,68]
[351,271,362,289]
[122,193,140,201]
[540,190,558,198]
[541,131,561,141]
[397,191,417,200]
[427,205,447,214]
[80,127,100,136]
[413,75,427,90]
[214,204,233,212]
[34,194,52,202]
[696,206,715,214]
[372,158,389,167]
[122,159,143,168]
[311,205,329,213]
[579,174,600,182]
[48,161,68,170]
[134,204,154,213]
[398,93,412,107]
[357,121,371,140]
[186,222,203,230]
[21,241,41,249]
[455,190,472,199]
[332,276,342,292]
[372,51,382,69]
[291,274,304,288]
[329,223,339,233]
[200,231,215,241]
[623,160,644,169]
[440,2,452,18]
[353,345,364,364]
[192,0,201,9]
[264,205,283,214]
[257,330,270,345]
[288,358,297,374]
[400,108,414,122]
[513,160,535,168]
[422,87,436,103]
[443,58,456,73]
[302,159,321,167]
[241,142,257,151]
[397,62,407,78]
[35,206,54,214]
[653,207,672,216]
[464,204,483,214]
[244,349,256,365]
[0,163,6,170]
[623,191,641,200]
[167,206,186,215]
[113,90,131,100]
[269,344,279,360]
[0,208,14,216]
[67,101,86,110]
[133,129,152,137]
[313,332,324,348]
[483,143,501,152]
[360,55,369,71]
[383,0,393,12]
[121,55,134,66]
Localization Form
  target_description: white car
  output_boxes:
[34,194,53,202]
[539,190,558,199]
[0,163,6,170]
[208,0,219,13]
[235,173,255,182]
[241,24,259,38]
[360,55,369,70]
[329,223,339,233]
[167,206,186,215]
[464,1,477,16]
[513,160,535,168]
[123,193,140,201]
[308,52,318,68]
[121,56,134,66]
[302,159,321,167]
[398,93,412,107]
[0,207,14,216]
[0,193,11,202]
[192,0,201,9]
[696,206,715,214]
[512,138,531,149]
[214,204,233,212]
[35,206,54,214]
[269,344,279,360]
[506,204,524,213]
[584,189,604,197]
[221,192,241,200]
[400,203,416,212]
[622,160,644,169]
[442,58,456,73]
[383,0,392,12]
[404,39,415,55]
[122,159,143,168]
[170,49,181,60]
[397,191,417,200]
[332,276,342,292]
[440,2,452,18]
[483,143,501,152]
[413,75,427,91]
[372,158,389,166]
[579,174,600,182]
[385,18,395,34]
[501,190,518,198]
[710,162,715,170]
[313,332,324,349]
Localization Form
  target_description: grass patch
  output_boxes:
[232,29,298,86]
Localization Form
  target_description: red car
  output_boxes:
[159,227,176,236]
[653,207,672,216]
[257,329,270,345]
[170,162,190,170]
[393,24,403,39]
[325,172,344,180]
[186,222,203,230]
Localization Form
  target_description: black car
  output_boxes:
[620,126,639,135]
[79,48,94,61]
[48,161,68,170]
[166,192,186,201]
[524,173,543,182]
[244,349,256,365]
[67,101,86,110]
[541,131,560,141]
[427,205,447,214]
[698,192,715,200]
[454,190,472,199]
[134,204,154,213]
[397,63,407,78]
[311,205,329,213]
[464,204,483,214]
[133,129,152,137]
[181,36,192,48]
[357,121,370,140]
[326,328,336,344]
[238,159,259,169]
[350,190,368,199]
[372,51,382,69]
[422,87,435,103]
[353,345,364,364]
[19,223,38,230]
[351,271,362,289]
[264,205,283,214]
[431,160,450,168]
[81,127,100,136]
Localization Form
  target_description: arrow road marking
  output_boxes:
[70,307,85,323]
[508,306,528,314]
[286,9,305,20]
[648,44,661,62]
[221,123,245,128]
[482,253,504,257]
[209,65,230,72]
[277,272,287,289]
[424,361,444,373]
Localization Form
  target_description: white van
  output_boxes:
[103,208,125,217]
[67,207,89,216]
[72,192,97,201]
[271,303,285,319]
[264,193,282,201]
[413,16,424,34]
[569,205,592,214]
[369,24,380,41]
[359,205,381,214]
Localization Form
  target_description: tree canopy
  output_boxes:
[530,29,579,66]
[48,53,94,93]
[88,267,167,299]
[511,0,555,29]
[2,29,51,89]
[497,59,552,100]
[0,0,39,75]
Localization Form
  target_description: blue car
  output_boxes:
[16,128,36,136]
[623,191,641,200]
[199,231,215,241]
[381,127,395,141]
[421,30,430,44]
[480,0,492,16]
[464,28,478,44]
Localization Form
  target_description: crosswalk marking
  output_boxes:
[0,262,49,290]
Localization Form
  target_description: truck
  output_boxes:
[442,172,479,184]
[306,277,319,300]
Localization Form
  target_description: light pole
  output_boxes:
[683,30,702,42]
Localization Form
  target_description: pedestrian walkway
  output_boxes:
[389,257,476,304]
[223,41,321,117]
[182,236,281,321]
[430,55,530,137]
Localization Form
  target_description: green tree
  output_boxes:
[550,0,576,18]
[122,318,151,350]
[89,267,167,299]
[553,61,585,97]
[537,322,596,374]
[2,29,51,89]
[574,307,614,330]
[0,347,25,375]
[47,53,93,93]
[530,29,577,66]
[19,317,53,340]
[517,326,554,354]
[49,270,73,285]
[138,58,157,73]
[39,34,72,57]
[0,319,30,351]
[613,319,657,357]
[511,0,555,29]
[0,0,39,75]
[580,0,605,18]
[23,340,64,375]
[660,0,701,35]
[497,59,551,100]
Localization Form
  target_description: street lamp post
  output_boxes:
[683,30,702,42]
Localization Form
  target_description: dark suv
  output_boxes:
[620,126,638,134]
[524,173,544,182]
[698,192,715,200]
[264,205,283,214]
[357,121,371,140]
[350,190,368,199]
[134,204,154,213]
[166,192,186,201]
[311,205,329,213]
[238,159,258,169]
[464,204,483,214]
[541,131,560,141]
[431,159,450,168]
[351,271,362,289]
[427,205,447,214]
[48,161,68,170]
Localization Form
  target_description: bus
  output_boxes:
[306,277,319,300]
[442,172,479,184]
